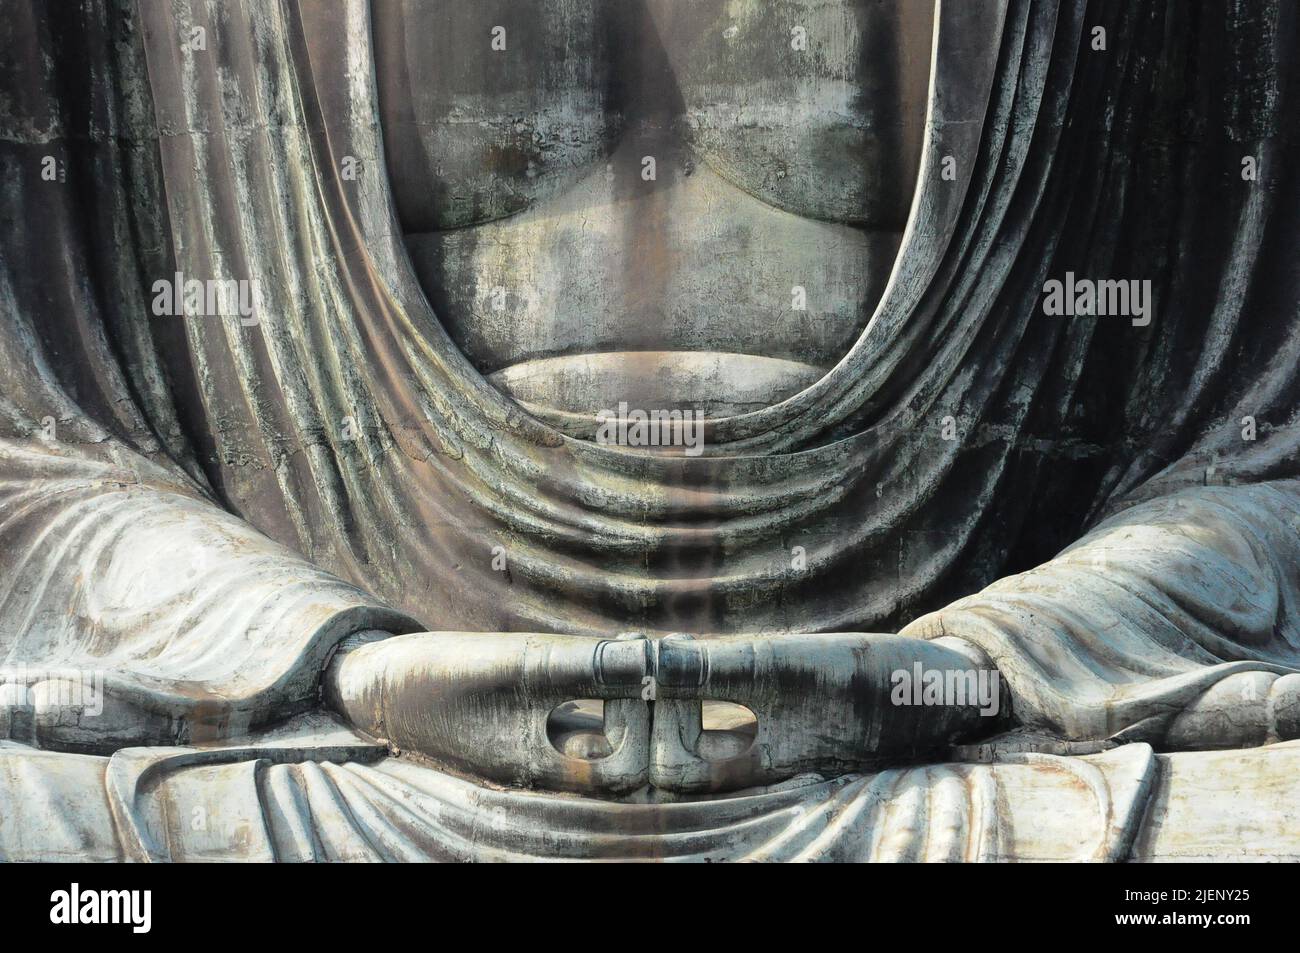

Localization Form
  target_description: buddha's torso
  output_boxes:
[374,0,933,426]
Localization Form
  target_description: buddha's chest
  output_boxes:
[373,0,932,232]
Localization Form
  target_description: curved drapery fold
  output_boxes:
[0,721,1160,862]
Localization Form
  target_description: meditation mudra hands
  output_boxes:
[322,630,1004,796]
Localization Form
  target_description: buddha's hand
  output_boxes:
[324,630,1003,797]
[323,631,654,795]
[648,633,1005,793]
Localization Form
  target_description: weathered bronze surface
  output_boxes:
[1,0,1299,861]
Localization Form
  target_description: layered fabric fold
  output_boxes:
[903,480,1300,745]
[0,443,419,748]
[0,0,421,742]
[0,716,1160,862]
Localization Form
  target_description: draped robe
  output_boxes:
[1,0,1299,860]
